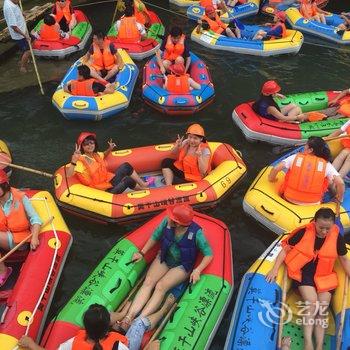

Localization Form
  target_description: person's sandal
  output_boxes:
[0,267,12,287]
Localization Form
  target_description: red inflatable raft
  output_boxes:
[0,190,72,350]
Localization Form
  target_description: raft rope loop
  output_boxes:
[13,197,59,350]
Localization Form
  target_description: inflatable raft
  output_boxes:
[286,7,350,44]
[54,142,247,224]
[41,210,233,350]
[225,236,350,350]
[0,191,72,350]
[191,26,303,56]
[107,11,165,60]
[142,52,215,115]
[262,0,328,16]
[0,140,12,177]
[32,10,92,59]
[187,0,260,22]
[232,90,349,145]
[243,137,350,235]
[52,50,139,121]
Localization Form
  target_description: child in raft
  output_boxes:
[118,204,213,334]
[268,136,345,206]
[252,11,287,40]
[67,132,154,193]
[161,124,211,186]
[266,208,350,350]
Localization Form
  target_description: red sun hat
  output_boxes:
[77,132,97,147]
[275,11,286,22]
[169,63,186,76]
[261,80,281,95]
[167,204,194,226]
[205,5,216,15]
[0,169,9,184]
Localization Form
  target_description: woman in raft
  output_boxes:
[67,132,154,194]
[268,136,345,205]
[266,208,350,350]
[161,124,211,186]
[119,204,213,331]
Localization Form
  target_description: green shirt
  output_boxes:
[151,218,213,268]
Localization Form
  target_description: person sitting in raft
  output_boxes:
[0,170,42,287]
[52,0,76,33]
[252,11,287,40]
[161,124,211,186]
[31,14,68,41]
[156,26,191,75]
[196,5,240,38]
[67,132,153,194]
[252,80,309,122]
[85,31,124,84]
[336,12,350,35]
[115,3,147,43]
[199,0,229,15]
[119,204,213,330]
[300,0,329,24]
[268,136,345,205]
[64,65,115,96]
[163,63,201,93]
[266,208,350,350]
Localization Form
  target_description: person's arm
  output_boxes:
[171,135,185,155]
[333,175,345,203]
[188,78,201,90]
[63,81,72,94]
[329,88,350,106]
[339,255,350,277]
[265,248,287,282]
[268,161,286,182]
[326,129,344,139]
[190,255,213,284]
[156,48,166,74]
[104,139,116,157]
[22,195,42,250]
[115,49,124,70]
[185,55,191,74]
[18,336,46,350]
[196,146,210,177]
[66,143,81,177]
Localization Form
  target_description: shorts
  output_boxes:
[14,38,29,52]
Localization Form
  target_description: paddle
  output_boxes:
[0,161,54,178]
[0,216,54,263]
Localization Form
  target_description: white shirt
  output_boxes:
[3,0,27,40]
[58,337,129,350]
[282,153,340,181]
[115,19,146,36]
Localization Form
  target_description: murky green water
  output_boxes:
[0,0,350,348]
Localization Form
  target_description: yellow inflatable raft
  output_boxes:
[0,140,12,176]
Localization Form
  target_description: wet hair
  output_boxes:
[170,26,182,37]
[306,136,331,162]
[124,4,134,17]
[44,14,56,26]
[80,135,98,154]
[77,65,92,80]
[93,31,104,40]
[314,208,335,223]
[83,304,110,350]
[201,20,210,31]
[0,182,10,195]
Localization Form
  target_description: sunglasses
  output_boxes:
[82,140,95,146]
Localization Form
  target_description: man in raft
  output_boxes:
[52,0,76,34]
[253,11,287,40]
[0,170,42,287]
[64,64,115,96]
[85,31,124,83]
[268,136,345,206]
[196,5,241,38]
[156,26,191,75]
[31,14,68,41]
[267,208,350,350]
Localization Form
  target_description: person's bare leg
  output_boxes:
[162,60,171,71]
[162,168,174,186]
[314,292,331,350]
[332,149,350,173]
[281,104,302,118]
[141,266,189,317]
[0,232,11,274]
[253,30,266,40]
[123,258,169,324]
[88,67,108,84]
[104,65,120,81]
[20,50,31,73]
[130,170,149,188]
[225,27,236,38]
[298,286,318,350]
[174,56,184,65]
[147,294,176,330]
[338,153,350,178]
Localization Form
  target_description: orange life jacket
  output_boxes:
[282,222,339,293]
[163,34,185,61]
[77,154,114,190]
[72,330,128,350]
[70,79,97,97]
[300,2,317,18]
[55,0,72,23]
[174,143,212,182]
[0,188,31,244]
[39,23,61,41]
[200,0,217,8]
[134,0,150,25]
[166,74,190,94]
[269,22,287,39]
[91,39,116,71]
[201,14,227,34]
[117,16,142,43]
[340,124,350,149]
[281,153,328,204]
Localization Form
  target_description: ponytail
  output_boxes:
[307,136,331,162]
[92,340,103,350]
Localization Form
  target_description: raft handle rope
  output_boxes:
[12,197,59,350]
